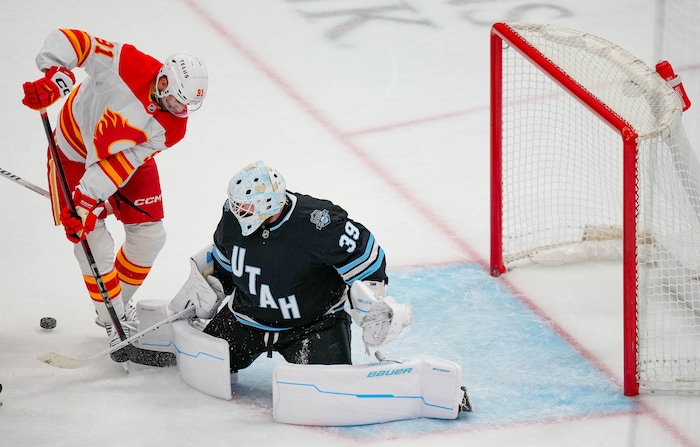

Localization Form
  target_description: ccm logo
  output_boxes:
[56,79,71,95]
[134,195,162,206]
[367,367,413,378]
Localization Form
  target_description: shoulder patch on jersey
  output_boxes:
[310,209,331,230]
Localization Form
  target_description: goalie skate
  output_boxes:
[459,386,473,413]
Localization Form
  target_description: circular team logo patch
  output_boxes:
[310,209,331,230]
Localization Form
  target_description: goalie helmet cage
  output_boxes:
[489,22,700,396]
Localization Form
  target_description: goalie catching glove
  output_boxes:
[347,280,412,348]
[169,245,225,319]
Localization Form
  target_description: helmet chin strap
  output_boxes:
[153,75,169,100]
[150,80,165,109]
[152,95,164,110]
[151,78,188,116]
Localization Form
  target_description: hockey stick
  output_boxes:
[0,166,50,198]
[37,306,195,369]
[39,109,127,341]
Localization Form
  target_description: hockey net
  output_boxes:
[655,0,700,150]
[490,22,700,396]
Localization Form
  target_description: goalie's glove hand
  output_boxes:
[59,190,104,243]
[348,281,413,349]
[359,295,412,348]
[22,66,75,110]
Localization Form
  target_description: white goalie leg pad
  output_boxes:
[134,299,175,352]
[273,355,464,426]
[172,320,232,400]
[135,300,233,400]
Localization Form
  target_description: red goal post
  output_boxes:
[490,22,700,396]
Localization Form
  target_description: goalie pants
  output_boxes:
[203,305,352,372]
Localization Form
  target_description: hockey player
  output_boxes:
[170,160,409,370]
[21,29,208,364]
[166,161,471,424]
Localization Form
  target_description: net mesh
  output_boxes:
[655,0,700,151]
[496,23,700,392]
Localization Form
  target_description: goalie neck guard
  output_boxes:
[227,161,286,236]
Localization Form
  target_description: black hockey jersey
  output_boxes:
[211,191,387,330]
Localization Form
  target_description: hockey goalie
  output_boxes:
[138,161,472,425]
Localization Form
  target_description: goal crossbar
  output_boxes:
[490,22,699,396]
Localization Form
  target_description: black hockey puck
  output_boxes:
[40,317,57,330]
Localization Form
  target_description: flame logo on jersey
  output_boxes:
[93,108,149,187]
[94,108,148,159]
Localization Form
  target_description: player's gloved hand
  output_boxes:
[60,210,84,243]
[347,281,413,349]
[22,66,76,110]
[59,190,105,243]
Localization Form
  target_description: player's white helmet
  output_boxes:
[227,161,287,236]
[154,54,208,117]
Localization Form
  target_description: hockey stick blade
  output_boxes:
[37,307,195,369]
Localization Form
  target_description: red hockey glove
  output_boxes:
[22,66,76,110]
[60,209,84,243]
[59,190,105,243]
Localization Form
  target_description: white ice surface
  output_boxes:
[1,1,699,446]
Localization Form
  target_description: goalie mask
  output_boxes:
[154,54,208,117]
[227,161,286,236]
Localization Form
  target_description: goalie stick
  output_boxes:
[37,306,195,369]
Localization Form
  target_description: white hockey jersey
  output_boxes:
[35,29,188,202]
